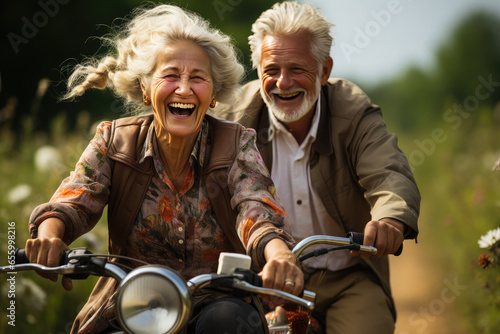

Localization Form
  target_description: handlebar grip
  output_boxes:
[346,232,403,256]
[13,248,71,265]
[14,248,30,264]
[347,232,364,245]
[234,268,263,287]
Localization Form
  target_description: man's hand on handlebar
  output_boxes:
[351,218,404,259]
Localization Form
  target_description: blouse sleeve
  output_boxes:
[28,121,114,244]
[228,128,296,269]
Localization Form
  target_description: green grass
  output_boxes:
[0,111,108,334]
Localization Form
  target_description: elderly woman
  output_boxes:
[24,4,303,334]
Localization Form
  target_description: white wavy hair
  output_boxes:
[249,1,334,72]
[63,4,244,114]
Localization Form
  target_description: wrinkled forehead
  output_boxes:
[260,32,316,67]
[153,41,212,73]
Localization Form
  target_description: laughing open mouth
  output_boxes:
[168,102,196,117]
[275,92,302,100]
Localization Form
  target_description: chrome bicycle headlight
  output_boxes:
[116,266,192,334]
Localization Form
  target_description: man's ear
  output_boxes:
[320,57,333,86]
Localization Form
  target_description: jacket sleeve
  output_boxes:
[227,128,296,269]
[28,121,114,244]
[350,107,420,239]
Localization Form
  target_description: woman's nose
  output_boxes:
[175,78,192,96]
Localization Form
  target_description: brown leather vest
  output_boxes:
[106,113,245,256]
[72,114,247,333]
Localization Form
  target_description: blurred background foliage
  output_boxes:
[1,0,500,333]
[0,0,271,135]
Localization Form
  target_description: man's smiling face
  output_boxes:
[259,31,322,123]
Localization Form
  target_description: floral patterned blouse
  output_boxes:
[29,117,295,279]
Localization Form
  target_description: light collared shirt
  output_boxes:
[269,95,360,271]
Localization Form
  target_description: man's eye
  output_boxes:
[265,69,279,75]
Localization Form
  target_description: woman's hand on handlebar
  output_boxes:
[25,218,73,291]
[261,239,304,306]
[351,218,404,259]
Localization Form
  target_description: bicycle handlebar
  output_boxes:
[3,248,315,311]
[293,232,403,261]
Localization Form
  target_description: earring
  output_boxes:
[143,96,151,106]
[210,98,216,108]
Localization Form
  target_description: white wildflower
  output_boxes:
[478,227,500,248]
[7,184,32,203]
[35,145,62,173]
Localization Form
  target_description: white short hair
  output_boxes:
[249,1,334,71]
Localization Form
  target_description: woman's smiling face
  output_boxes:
[145,40,214,139]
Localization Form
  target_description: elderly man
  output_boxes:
[214,2,420,333]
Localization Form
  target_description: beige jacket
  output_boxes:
[213,78,421,307]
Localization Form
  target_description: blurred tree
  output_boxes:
[1,0,136,134]
[367,11,500,132]
[435,11,500,106]
[368,65,438,131]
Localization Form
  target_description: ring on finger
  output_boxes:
[285,278,295,287]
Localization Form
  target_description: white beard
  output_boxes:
[260,77,321,123]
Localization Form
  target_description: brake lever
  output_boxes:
[232,280,314,311]
[65,249,108,279]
